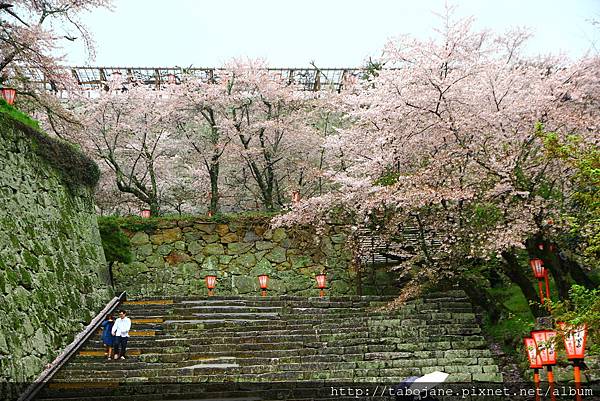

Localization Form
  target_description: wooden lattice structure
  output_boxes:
[19,66,365,93]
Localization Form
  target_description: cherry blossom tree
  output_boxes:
[172,60,323,213]
[1,0,113,134]
[72,79,179,216]
[276,10,599,314]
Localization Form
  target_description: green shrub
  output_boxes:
[98,218,133,265]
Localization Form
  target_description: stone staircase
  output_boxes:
[35,291,501,400]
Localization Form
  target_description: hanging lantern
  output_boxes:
[205,275,217,296]
[530,258,547,304]
[559,322,587,360]
[1,87,16,105]
[258,274,269,297]
[531,330,557,365]
[291,190,301,204]
[315,273,326,297]
[530,259,545,279]
[140,209,151,218]
[166,73,177,84]
[538,243,544,251]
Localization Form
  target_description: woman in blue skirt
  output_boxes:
[101,314,115,360]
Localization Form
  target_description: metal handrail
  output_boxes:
[17,291,127,401]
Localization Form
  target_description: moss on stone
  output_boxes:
[0,107,99,189]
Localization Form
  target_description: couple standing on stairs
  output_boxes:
[101,310,132,360]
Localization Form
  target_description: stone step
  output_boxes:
[60,353,372,371]
[42,292,499,400]
[83,330,472,349]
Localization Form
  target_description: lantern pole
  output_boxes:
[544,271,551,303]
[573,360,583,401]
[547,365,556,401]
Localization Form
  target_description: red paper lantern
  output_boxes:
[316,273,326,297]
[530,259,545,279]
[258,274,269,296]
[524,337,543,369]
[1,87,16,105]
[531,330,557,365]
[559,322,587,360]
[538,243,544,250]
[315,274,326,289]
[258,274,269,289]
[291,190,301,204]
[205,275,217,289]
[205,275,217,296]
[140,209,151,218]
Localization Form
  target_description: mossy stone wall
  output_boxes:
[0,116,112,383]
[113,218,400,297]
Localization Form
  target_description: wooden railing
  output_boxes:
[17,291,127,401]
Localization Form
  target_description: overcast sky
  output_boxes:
[63,0,600,67]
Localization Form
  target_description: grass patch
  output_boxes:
[484,284,535,354]
[0,98,41,131]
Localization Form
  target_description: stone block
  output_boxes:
[271,228,287,242]
[472,373,503,382]
[195,223,215,233]
[156,244,173,256]
[220,233,238,243]
[165,251,191,265]
[265,247,286,263]
[215,224,229,236]
[235,253,256,268]
[130,232,150,245]
[202,233,220,243]
[203,243,224,255]
[150,227,182,244]
[227,242,253,255]
[187,240,203,255]
[255,241,275,251]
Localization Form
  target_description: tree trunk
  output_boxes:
[559,254,597,289]
[149,200,160,217]
[209,163,219,214]
[527,238,570,300]
[458,276,503,324]
[501,250,547,318]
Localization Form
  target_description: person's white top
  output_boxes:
[111,317,131,337]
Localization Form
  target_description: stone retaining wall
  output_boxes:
[0,115,112,383]
[113,218,400,297]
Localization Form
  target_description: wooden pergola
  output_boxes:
[22,66,365,93]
